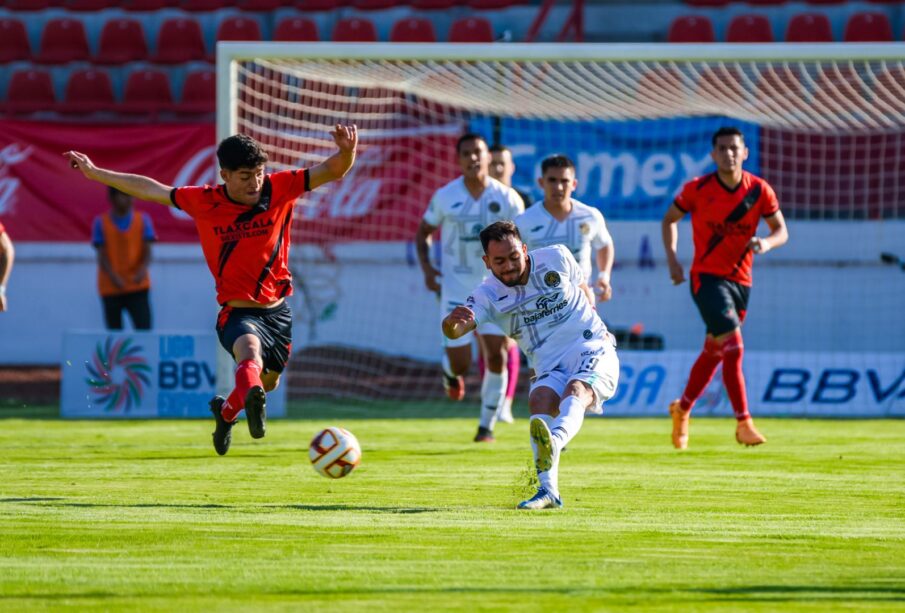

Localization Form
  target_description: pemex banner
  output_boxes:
[0,120,215,242]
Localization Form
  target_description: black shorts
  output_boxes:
[216,301,293,374]
[690,273,750,337]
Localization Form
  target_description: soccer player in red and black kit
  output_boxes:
[64,125,358,455]
[661,127,788,449]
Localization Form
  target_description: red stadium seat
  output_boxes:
[175,70,215,115]
[96,19,149,64]
[353,0,400,9]
[152,18,207,64]
[785,13,833,42]
[182,0,235,10]
[667,16,715,43]
[216,16,263,42]
[726,14,774,42]
[125,0,177,9]
[60,68,115,114]
[0,19,30,63]
[844,12,892,42]
[293,0,345,10]
[449,17,494,43]
[274,17,319,41]
[467,0,526,8]
[65,0,119,10]
[240,0,290,9]
[390,18,437,43]
[332,18,378,42]
[122,69,174,114]
[36,18,91,64]
[5,0,58,9]
[411,0,460,9]
[3,69,56,113]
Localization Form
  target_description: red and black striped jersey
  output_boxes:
[171,169,308,305]
[674,171,779,287]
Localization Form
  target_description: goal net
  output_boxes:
[218,43,905,417]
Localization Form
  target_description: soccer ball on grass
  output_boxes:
[308,427,361,479]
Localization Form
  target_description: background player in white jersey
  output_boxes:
[516,154,614,301]
[443,221,619,510]
[415,134,525,442]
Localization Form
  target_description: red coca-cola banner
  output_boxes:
[0,120,462,243]
[0,120,216,242]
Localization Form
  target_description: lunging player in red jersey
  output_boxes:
[661,127,788,449]
[65,126,358,455]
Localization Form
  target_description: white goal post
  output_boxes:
[214,42,905,414]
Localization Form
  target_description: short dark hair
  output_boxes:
[107,186,129,200]
[456,133,487,155]
[540,154,575,175]
[712,127,745,147]
[217,134,268,171]
[480,220,522,253]
[489,144,511,154]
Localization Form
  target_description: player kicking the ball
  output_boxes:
[65,126,358,455]
[662,126,788,449]
[443,221,619,509]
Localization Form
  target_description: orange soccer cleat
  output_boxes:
[669,399,690,450]
[442,373,465,401]
[735,418,767,446]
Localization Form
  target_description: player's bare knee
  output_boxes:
[529,388,560,416]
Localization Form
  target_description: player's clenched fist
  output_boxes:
[442,305,476,340]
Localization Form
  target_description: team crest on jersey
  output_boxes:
[544,271,561,287]
[579,223,590,235]
[488,201,501,213]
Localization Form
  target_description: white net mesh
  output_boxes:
[225,45,905,413]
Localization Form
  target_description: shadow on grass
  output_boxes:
[0,498,438,514]
[283,504,437,514]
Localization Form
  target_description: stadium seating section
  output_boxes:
[2,1,905,118]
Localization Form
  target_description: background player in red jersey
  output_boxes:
[64,125,358,455]
[661,127,788,449]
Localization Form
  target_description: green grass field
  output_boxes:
[1,403,904,611]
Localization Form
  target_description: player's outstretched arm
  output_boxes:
[63,151,174,206]
[595,243,614,302]
[308,124,358,191]
[750,210,789,255]
[442,306,477,340]
[661,204,686,285]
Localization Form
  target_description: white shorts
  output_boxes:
[529,337,619,410]
[441,277,504,348]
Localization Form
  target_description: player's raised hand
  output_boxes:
[595,274,613,302]
[668,258,686,285]
[331,124,358,153]
[63,151,99,180]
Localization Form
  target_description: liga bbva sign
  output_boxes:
[61,331,286,419]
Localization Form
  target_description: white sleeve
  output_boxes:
[590,209,612,249]
[422,192,443,227]
[560,244,584,285]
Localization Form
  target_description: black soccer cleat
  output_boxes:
[474,426,495,443]
[244,386,267,439]
[210,396,236,456]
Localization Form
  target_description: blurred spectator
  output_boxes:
[0,219,14,313]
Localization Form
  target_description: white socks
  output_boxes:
[531,396,588,497]
[550,395,585,449]
[479,369,507,430]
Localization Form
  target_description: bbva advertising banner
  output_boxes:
[61,331,286,419]
[607,350,905,418]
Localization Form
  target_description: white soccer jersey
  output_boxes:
[515,199,611,282]
[466,245,609,374]
[423,176,525,291]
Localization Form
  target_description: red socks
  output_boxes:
[505,343,520,399]
[221,359,263,422]
[721,330,751,421]
[679,335,724,411]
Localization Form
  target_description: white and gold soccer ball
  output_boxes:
[308,427,361,479]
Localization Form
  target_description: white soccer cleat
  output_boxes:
[497,397,515,424]
[517,486,563,510]
[529,416,559,473]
